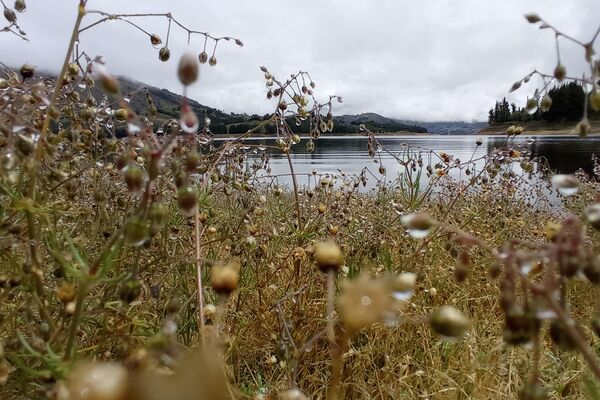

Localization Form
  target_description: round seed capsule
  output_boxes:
[158,47,170,62]
[314,241,343,273]
[429,306,471,338]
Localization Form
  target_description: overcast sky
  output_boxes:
[1,1,598,122]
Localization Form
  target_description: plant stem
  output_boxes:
[327,331,347,400]
[24,0,87,339]
[195,209,205,333]
[285,150,302,230]
[326,270,335,343]
[38,1,85,151]
[63,281,89,361]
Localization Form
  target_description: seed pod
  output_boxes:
[3,8,16,23]
[584,203,600,231]
[204,304,217,322]
[158,47,170,62]
[99,71,120,95]
[328,224,339,235]
[502,307,540,346]
[554,64,566,82]
[178,51,199,86]
[177,186,197,216]
[150,34,162,47]
[124,165,143,192]
[56,283,76,304]
[185,151,200,172]
[388,272,417,299]
[510,81,522,92]
[401,213,435,238]
[576,118,591,137]
[209,56,217,66]
[68,63,79,77]
[149,202,169,229]
[525,98,537,112]
[68,362,129,400]
[198,51,208,64]
[123,216,150,246]
[454,263,468,282]
[429,306,471,338]
[540,95,552,112]
[114,108,128,122]
[211,260,240,295]
[551,174,579,196]
[524,13,541,23]
[180,105,199,133]
[14,0,26,12]
[549,320,584,351]
[314,241,343,273]
[19,64,35,80]
[119,278,142,303]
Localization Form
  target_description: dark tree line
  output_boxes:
[488,82,599,125]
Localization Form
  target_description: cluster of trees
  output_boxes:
[488,82,599,125]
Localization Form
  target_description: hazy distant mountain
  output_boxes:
[89,76,475,135]
[396,120,487,135]
[336,113,427,133]
[336,113,486,135]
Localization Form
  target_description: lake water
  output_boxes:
[216,135,600,189]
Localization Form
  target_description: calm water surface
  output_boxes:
[216,135,600,189]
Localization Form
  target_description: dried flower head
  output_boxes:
[211,260,240,295]
[68,361,129,400]
[338,273,396,332]
[314,241,343,273]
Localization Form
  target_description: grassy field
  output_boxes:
[2,136,600,399]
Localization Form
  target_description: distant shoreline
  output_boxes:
[478,121,600,136]
[211,129,599,139]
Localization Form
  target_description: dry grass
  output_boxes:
[3,158,599,399]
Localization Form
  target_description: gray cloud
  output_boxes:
[1,0,598,121]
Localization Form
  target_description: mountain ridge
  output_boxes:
[37,70,484,135]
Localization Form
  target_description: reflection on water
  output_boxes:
[215,135,600,189]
